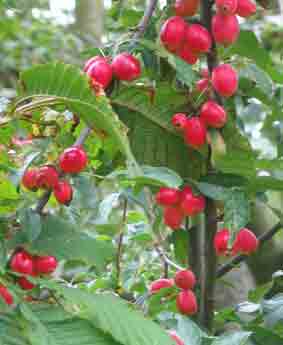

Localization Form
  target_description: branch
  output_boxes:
[216,222,283,278]
[132,0,158,40]
[116,199,128,284]
[154,244,184,271]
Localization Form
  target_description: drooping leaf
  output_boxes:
[19,208,42,242]
[211,332,251,345]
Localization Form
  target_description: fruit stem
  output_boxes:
[132,0,158,40]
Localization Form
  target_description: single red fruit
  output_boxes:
[53,180,73,205]
[160,16,187,53]
[111,53,141,81]
[149,278,174,294]
[183,117,207,148]
[168,331,185,345]
[22,168,38,190]
[10,251,34,275]
[196,78,209,93]
[34,255,58,275]
[236,0,256,17]
[172,113,188,131]
[232,228,258,255]
[156,187,181,206]
[214,228,230,256]
[18,277,35,290]
[176,290,198,315]
[216,0,238,15]
[174,269,196,290]
[200,100,227,128]
[83,56,105,72]
[0,284,13,305]
[212,14,240,46]
[174,0,199,16]
[181,193,205,216]
[177,44,199,65]
[185,24,212,54]
[86,59,113,89]
[59,146,88,174]
[164,206,184,230]
[180,185,193,199]
[211,64,238,97]
[36,165,59,189]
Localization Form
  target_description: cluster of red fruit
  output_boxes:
[0,250,57,305]
[156,186,205,230]
[22,146,87,205]
[83,52,141,90]
[150,269,198,316]
[214,227,258,256]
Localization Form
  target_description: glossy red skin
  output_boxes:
[181,193,205,216]
[200,100,227,128]
[232,228,258,255]
[83,56,105,72]
[87,60,113,89]
[149,278,174,294]
[176,290,198,315]
[34,255,58,274]
[53,180,73,205]
[156,187,181,206]
[212,64,238,97]
[174,0,199,16]
[164,206,184,230]
[177,44,199,65]
[160,16,187,53]
[216,0,238,15]
[22,168,38,190]
[180,185,193,200]
[183,117,207,148]
[168,331,185,345]
[0,284,13,305]
[174,270,196,290]
[212,14,240,46]
[214,228,230,256]
[18,276,35,290]
[36,166,59,189]
[236,0,256,17]
[59,146,88,174]
[196,78,209,93]
[10,251,34,275]
[111,53,141,81]
[171,113,189,131]
[185,24,212,54]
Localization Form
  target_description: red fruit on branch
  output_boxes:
[168,330,185,345]
[0,284,13,305]
[174,0,199,16]
[211,64,238,97]
[160,16,187,52]
[185,24,212,53]
[177,44,199,65]
[53,180,73,205]
[22,168,38,190]
[83,56,105,72]
[214,228,230,256]
[183,117,207,148]
[36,165,59,189]
[111,53,141,81]
[236,0,256,17]
[86,59,113,89]
[216,0,238,15]
[149,278,174,294]
[232,228,258,255]
[18,277,35,290]
[59,146,88,174]
[164,206,184,230]
[156,187,181,206]
[181,193,205,216]
[10,251,34,275]
[176,290,198,315]
[200,100,227,128]
[174,269,196,290]
[34,255,58,274]
[196,78,209,93]
[171,113,188,131]
[212,14,240,46]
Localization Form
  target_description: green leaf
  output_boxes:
[0,177,20,213]
[168,55,197,88]
[19,208,42,242]
[30,215,115,271]
[177,316,207,345]
[171,230,188,266]
[211,332,251,345]
[61,287,175,345]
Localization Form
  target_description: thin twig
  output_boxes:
[216,222,283,278]
[116,199,128,283]
[132,0,158,40]
[154,244,184,271]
